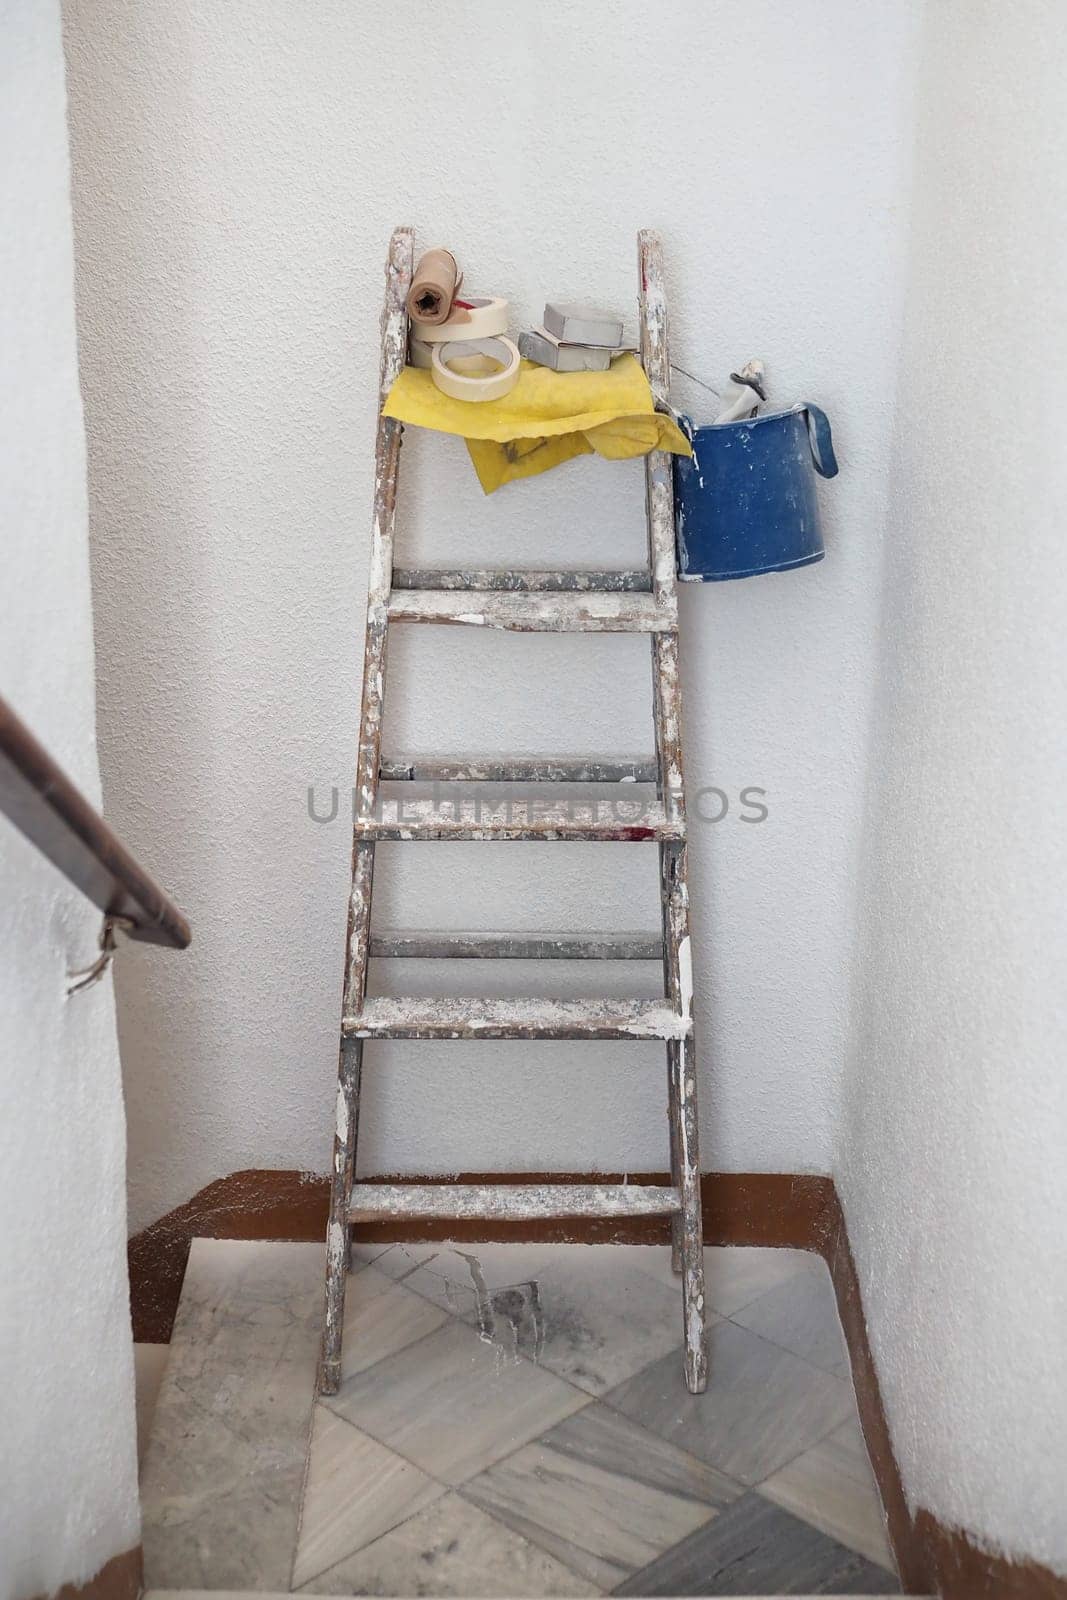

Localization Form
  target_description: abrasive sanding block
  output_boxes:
[543,301,625,348]
[519,327,617,372]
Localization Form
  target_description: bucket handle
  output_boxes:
[800,403,839,479]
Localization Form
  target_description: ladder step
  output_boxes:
[343,995,691,1041]
[348,1182,682,1223]
[391,569,652,594]
[387,589,677,633]
[354,796,682,841]
[369,930,664,960]
[379,758,658,783]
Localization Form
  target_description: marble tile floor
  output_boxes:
[139,1237,901,1597]
[135,1341,170,1466]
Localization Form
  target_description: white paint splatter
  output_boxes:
[327,1219,347,1266]
[678,935,693,1019]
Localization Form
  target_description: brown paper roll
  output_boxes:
[407,248,460,326]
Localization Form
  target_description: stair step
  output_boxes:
[387,588,677,633]
[354,795,682,841]
[342,995,690,1041]
[348,1181,682,1222]
[133,1343,170,1469]
[140,1240,322,1589]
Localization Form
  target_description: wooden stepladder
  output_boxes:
[318,228,708,1395]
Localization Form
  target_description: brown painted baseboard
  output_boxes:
[820,1187,917,1587]
[127,1167,834,1343]
[819,1184,1066,1599]
[129,1167,330,1344]
[909,1508,1065,1600]
[41,1546,142,1600]
[128,1167,1065,1599]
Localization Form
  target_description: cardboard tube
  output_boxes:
[407,248,459,325]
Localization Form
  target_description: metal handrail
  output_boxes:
[0,693,191,949]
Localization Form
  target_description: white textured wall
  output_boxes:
[0,4,140,1595]
[839,0,1067,1575]
[62,0,920,1232]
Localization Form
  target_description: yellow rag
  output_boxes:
[382,353,691,493]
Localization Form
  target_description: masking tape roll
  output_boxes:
[409,335,433,369]
[411,296,509,343]
[412,334,500,375]
[431,336,520,403]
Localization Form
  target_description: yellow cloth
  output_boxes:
[382,353,691,493]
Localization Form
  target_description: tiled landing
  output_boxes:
[140,1239,321,1591]
[140,1238,901,1596]
[134,1341,169,1465]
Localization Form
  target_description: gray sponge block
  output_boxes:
[519,328,615,371]
[543,302,625,347]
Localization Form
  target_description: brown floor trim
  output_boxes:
[127,1167,834,1343]
[820,1187,923,1589]
[910,1508,1066,1600]
[128,1166,1065,1598]
[820,1185,1066,1598]
[129,1168,330,1342]
[40,1546,142,1600]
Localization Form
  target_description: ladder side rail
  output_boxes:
[639,228,687,1276]
[638,229,708,1393]
[353,227,416,822]
[321,226,414,1395]
[638,229,686,822]
[638,230,682,616]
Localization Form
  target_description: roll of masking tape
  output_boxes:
[408,335,433,369]
[412,332,495,371]
[431,336,520,402]
[411,296,509,343]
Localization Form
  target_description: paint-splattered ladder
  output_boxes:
[319,228,707,1395]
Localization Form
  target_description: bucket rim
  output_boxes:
[682,402,809,438]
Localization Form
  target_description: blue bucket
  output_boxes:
[673,403,838,581]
